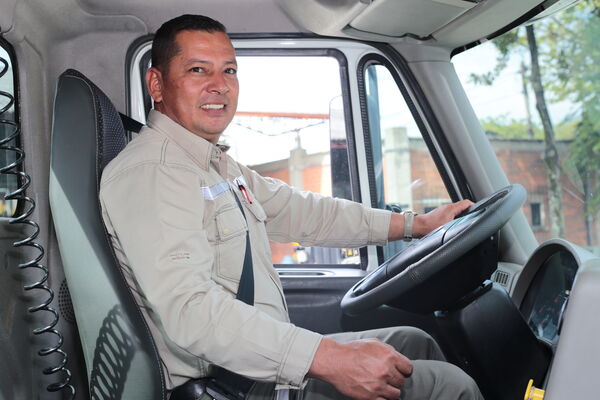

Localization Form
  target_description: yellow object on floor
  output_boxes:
[524,379,545,400]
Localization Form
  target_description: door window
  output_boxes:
[362,62,452,261]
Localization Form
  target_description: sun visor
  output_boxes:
[347,0,480,38]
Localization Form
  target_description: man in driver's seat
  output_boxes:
[100,14,483,400]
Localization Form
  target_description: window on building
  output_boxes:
[0,43,18,218]
[362,62,452,262]
[133,48,359,266]
[531,202,542,228]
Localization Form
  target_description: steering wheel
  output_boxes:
[341,184,526,315]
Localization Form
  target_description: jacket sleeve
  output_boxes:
[239,164,392,247]
[100,162,322,387]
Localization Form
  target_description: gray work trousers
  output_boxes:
[247,326,484,400]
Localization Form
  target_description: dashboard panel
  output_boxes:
[519,249,578,343]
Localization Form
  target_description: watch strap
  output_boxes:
[403,210,416,242]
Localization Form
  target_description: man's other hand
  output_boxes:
[308,337,413,400]
[388,199,474,241]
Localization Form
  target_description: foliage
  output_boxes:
[565,113,600,215]
[554,119,579,140]
[480,115,576,140]
[543,1,600,216]
[480,115,541,139]
[468,31,523,86]
[544,0,600,126]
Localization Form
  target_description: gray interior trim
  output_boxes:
[277,267,364,278]
[542,241,600,399]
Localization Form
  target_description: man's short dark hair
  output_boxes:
[152,14,227,73]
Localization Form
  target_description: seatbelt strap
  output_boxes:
[211,191,255,399]
[119,112,144,133]
[232,193,254,305]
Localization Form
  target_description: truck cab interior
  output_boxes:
[1,1,599,399]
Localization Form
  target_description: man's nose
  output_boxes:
[208,73,230,94]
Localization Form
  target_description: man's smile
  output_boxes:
[200,103,225,110]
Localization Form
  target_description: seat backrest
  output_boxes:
[49,69,166,399]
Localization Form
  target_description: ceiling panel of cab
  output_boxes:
[0,0,303,39]
[2,0,557,50]
[279,0,548,49]
[78,0,301,33]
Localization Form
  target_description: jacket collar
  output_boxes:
[147,109,229,171]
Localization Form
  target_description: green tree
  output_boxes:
[526,23,566,238]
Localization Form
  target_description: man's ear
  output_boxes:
[146,67,164,103]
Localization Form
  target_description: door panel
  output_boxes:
[280,272,442,341]
[0,222,35,400]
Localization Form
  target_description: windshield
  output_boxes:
[453,0,600,254]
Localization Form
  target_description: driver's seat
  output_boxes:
[49,69,166,399]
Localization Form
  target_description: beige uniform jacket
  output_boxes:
[100,110,392,390]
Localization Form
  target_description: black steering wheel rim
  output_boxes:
[341,184,526,316]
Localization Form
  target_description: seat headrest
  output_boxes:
[61,69,127,174]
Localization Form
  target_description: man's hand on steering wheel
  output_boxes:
[388,200,474,241]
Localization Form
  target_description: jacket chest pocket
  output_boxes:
[215,203,247,241]
[212,200,247,284]
[208,188,267,285]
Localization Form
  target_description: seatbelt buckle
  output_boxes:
[206,378,246,400]
[170,377,250,400]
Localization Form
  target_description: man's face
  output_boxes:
[147,30,239,143]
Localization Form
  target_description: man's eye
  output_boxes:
[224,68,237,75]
[190,67,204,73]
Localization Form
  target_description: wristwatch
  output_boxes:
[402,210,416,242]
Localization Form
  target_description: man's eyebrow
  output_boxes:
[185,59,211,66]
[185,59,237,66]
